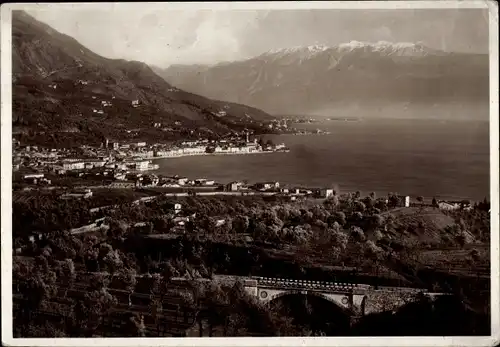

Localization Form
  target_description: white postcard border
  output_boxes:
[1,2,499,346]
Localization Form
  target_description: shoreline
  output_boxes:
[149,150,290,161]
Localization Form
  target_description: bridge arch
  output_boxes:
[360,295,367,316]
[265,289,355,315]
[265,289,356,335]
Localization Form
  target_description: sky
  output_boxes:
[26,4,489,67]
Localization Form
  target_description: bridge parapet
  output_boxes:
[375,286,428,293]
[253,277,370,292]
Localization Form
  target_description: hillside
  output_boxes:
[12,11,274,147]
[155,41,489,116]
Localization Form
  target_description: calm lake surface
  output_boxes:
[155,118,490,201]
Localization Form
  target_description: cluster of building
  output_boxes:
[60,188,93,200]
[264,118,331,135]
[437,200,472,211]
[21,173,51,185]
[100,135,289,161]
[224,180,335,199]
[13,140,162,188]
[267,118,289,130]
[13,131,289,185]
[86,93,141,116]
[109,173,217,189]
[153,136,288,158]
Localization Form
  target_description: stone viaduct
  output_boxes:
[216,276,447,319]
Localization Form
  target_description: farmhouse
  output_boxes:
[254,181,280,191]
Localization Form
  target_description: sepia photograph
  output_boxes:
[1,1,499,346]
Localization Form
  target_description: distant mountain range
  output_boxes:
[154,41,489,116]
[12,11,274,146]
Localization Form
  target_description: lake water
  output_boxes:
[155,118,490,201]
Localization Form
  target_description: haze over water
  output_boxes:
[155,117,489,201]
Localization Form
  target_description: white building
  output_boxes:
[60,189,93,200]
[255,182,280,191]
[135,161,150,171]
[168,149,184,157]
[23,173,44,179]
[182,141,198,146]
[174,203,182,214]
[62,161,85,170]
[438,201,461,210]
[161,183,181,188]
[90,160,106,168]
[109,181,135,188]
[177,177,189,185]
[216,219,226,227]
[402,196,411,207]
[114,173,126,180]
[182,146,206,155]
[227,181,244,191]
[136,150,154,158]
[318,188,334,198]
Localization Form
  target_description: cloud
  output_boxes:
[372,26,393,41]
[26,6,488,67]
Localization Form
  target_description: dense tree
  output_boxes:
[328,211,346,226]
[84,288,117,334]
[373,229,384,241]
[388,194,401,208]
[363,196,375,210]
[107,218,129,240]
[350,226,366,243]
[12,191,491,337]
[368,214,384,231]
[351,211,363,224]
[126,314,146,337]
[56,259,76,297]
[117,268,137,306]
[233,215,250,234]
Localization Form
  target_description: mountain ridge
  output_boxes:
[155,41,489,116]
[12,10,274,147]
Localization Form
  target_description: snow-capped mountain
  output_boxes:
[335,40,445,56]
[257,45,331,63]
[260,41,445,59]
[154,41,488,116]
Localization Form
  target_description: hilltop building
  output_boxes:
[227,181,244,191]
[255,181,280,191]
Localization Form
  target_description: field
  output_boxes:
[418,245,489,277]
